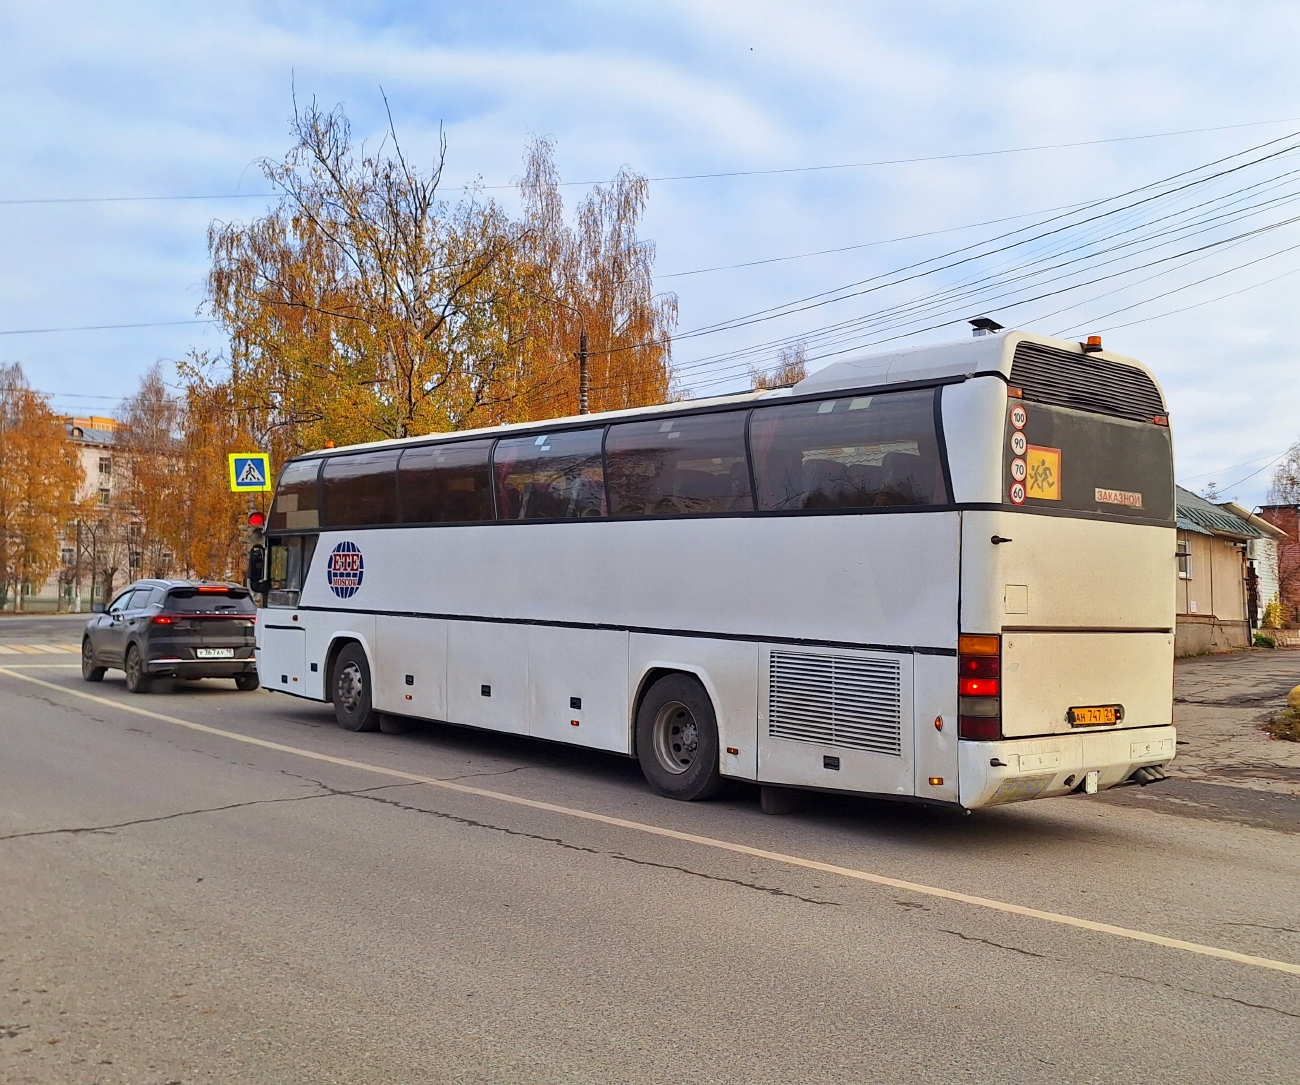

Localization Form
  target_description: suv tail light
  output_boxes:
[958,634,1002,740]
[151,615,176,625]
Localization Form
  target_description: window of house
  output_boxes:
[98,457,112,478]
[1176,539,1192,579]
[494,428,607,520]
[97,488,110,507]
[61,548,74,564]
[398,440,495,523]
[606,411,753,516]
[749,388,947,511]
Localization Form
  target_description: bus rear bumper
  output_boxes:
[957,725,1176,809]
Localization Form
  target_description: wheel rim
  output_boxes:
[82,640,93,668]
[337,662,364,713]
[651,700,699,775]
[126,648,140,682]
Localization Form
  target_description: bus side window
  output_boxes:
[749,389,947,511]
[270,459,322,531]
[493,428,607,520]
[398,439,495,523]
[266,535,318,607]
[321,450,401,528]
[606,411,753,516]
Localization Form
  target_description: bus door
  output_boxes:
[258,534,317,693]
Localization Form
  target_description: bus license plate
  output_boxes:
[196,648,235,659]
[1069,705,1121,726]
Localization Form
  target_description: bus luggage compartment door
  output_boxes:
[757,645,915,796]
[257,619,306,694]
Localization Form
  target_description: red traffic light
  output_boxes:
[248,511,266,529]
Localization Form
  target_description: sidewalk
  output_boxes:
[1170,648,1300,795]
[1098,647,1300,833]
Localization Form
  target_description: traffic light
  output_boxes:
[240,508,266,546]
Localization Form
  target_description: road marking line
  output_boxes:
[0,646,17,654]
[0,664,81,669]
[3,666,1298,979]
[9,645,48,654]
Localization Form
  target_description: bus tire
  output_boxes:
[330,643,381,732]
[636,673,723,801]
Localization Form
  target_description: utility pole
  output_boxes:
[577,329,590,415]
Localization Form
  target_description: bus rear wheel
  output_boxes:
[331,643,380,732]
[636,674,723,801]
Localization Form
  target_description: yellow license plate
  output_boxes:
[1069,705,1121,726]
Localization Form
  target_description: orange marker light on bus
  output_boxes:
[928,778,944,786]
[958,634,1000,656]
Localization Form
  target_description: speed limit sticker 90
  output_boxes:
[1010,404,1027,429]
[1010,430,1027,456]
[1009,481,1026,505]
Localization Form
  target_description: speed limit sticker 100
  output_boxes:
[1010,403,1028,503]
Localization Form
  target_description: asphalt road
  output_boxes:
[2,655,1299,1084]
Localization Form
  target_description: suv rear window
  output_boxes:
[165,589,256,614]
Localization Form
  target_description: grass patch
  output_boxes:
[1265,707,1300,742]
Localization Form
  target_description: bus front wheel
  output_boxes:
[636,674,723,801]
[331,643,381,732]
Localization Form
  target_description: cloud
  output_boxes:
[1,0,1298,505]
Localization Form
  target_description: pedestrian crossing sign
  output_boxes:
[228,453,273,493]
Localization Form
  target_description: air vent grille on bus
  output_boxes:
[768,651,902,756]
[1010,342,1165,423]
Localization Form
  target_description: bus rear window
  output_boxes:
[165,589,256,614]
[1005,402,1173,520]
[749,388,947,512]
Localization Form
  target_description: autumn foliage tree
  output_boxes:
[204,101,676,467]
[0,363,84,609]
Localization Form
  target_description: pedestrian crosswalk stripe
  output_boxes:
[0,643,80,654]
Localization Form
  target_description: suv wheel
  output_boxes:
[81,638,106,683]
[124,644,152,694]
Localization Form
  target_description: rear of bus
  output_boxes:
[954,337,1177,807]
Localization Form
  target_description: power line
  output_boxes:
[499,116,1300,190]
[0,193,275,207]
[7,115,1300,207]
[0,319,213,337]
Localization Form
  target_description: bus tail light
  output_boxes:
[958,634,1002,740]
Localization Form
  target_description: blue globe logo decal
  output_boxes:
[326,541,364,598]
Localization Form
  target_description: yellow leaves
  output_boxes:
[204,105,677,461]
[0,363,84,604]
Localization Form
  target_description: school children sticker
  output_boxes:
[326,541,364,598]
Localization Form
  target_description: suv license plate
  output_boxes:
[1069,705,1122,726]
[196,648,235,659]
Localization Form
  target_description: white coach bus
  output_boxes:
[252,328,1177,809]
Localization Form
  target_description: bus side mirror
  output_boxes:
[247,545,267,592]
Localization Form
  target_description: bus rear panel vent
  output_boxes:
[1010,342,1165,423]
[768,651,902,756]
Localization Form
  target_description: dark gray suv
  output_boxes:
[81,580,259,693]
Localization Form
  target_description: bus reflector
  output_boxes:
[958,634,1002,741]
[959,716,1002,741]
[928,777,944,786]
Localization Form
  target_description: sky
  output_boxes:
[2,0,1299,507]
